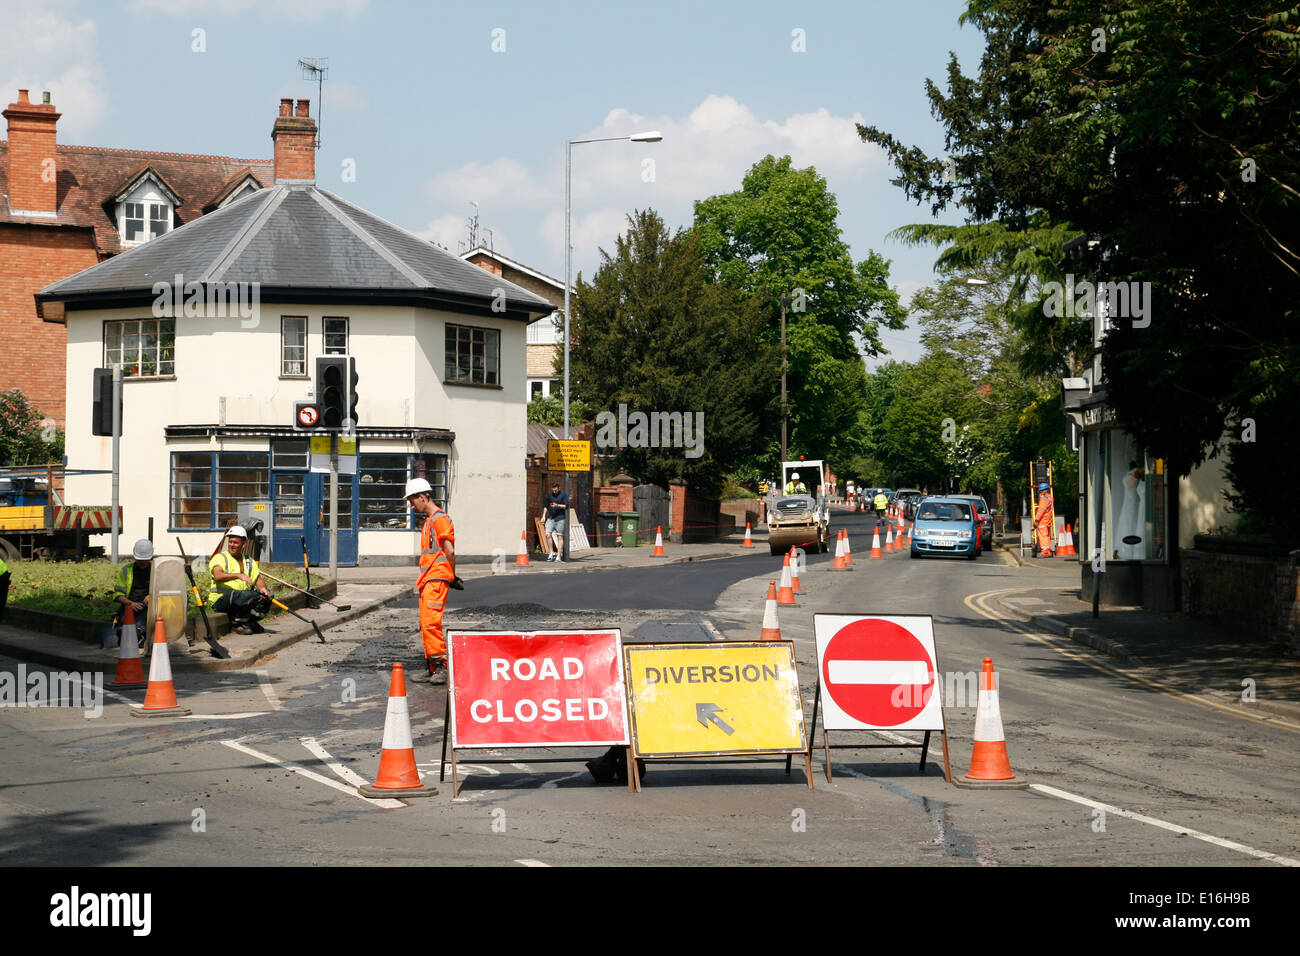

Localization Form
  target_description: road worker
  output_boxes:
[1034,482,1056,558]
[784,472,808,495]
[405,478,461,684]
[208,526,273,634]
[112,538,154,647]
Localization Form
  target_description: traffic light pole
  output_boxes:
[329,434,339,578]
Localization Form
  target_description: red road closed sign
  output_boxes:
[448,630,630,748]
[812,615,943,731]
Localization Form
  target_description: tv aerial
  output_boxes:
[297,57,328,149]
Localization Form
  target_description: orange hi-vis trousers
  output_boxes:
[419,578,450,658]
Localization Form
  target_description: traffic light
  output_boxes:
[91,368,120,436]
[315,356,357,431]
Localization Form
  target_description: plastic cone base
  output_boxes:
[131,704,192,718]
[952,773,1029,790]
[359,781,439,798]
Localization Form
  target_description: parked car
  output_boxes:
[909,497,979,560]
[949,494,993,552]
[894,488,924,521]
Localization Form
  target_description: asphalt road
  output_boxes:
[2,509,1297,875]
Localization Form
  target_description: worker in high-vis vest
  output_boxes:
[112,538,154,647]
[405,478,462,684]
[208,526,273,634]
[1034,482,1056,558]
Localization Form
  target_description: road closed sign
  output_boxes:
[623,642,807,757]
[812,614,943,732]
[447,630,629,748]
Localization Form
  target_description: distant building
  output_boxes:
[37,99,553,566]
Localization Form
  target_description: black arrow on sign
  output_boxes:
[696,702,734,735]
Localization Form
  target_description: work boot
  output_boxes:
[410,656,440,683]
[586,748,620,784]
[428,656,448,685]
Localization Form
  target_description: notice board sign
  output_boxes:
[447,629,629,748]
[546,439,591,472]
[623,642,807,758]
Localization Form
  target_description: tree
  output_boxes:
[859,1,1300,535]
[0,389,63,467]
[569,210,779,495]
[692,155,907,477]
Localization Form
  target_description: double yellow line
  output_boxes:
[965,588,1300,734]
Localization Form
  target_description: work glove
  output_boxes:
[450,576,465,590]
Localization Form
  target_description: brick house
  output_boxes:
[0,88,275,429]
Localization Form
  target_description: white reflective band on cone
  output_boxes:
[762,597,779,631]
[120,627,140,660]
[381,695,414,750]
[972,688,1005,742]
[148,643,173,683]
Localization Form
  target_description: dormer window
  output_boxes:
[113,165,181,247]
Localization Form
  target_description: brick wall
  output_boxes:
[0,224,99,428]
[1181,545,1299,652]
[720,498,762,532]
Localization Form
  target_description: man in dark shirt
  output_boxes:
[543,481,569,562]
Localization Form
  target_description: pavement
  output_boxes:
[2,520,1298,723]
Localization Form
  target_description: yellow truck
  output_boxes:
[0,466,120,561]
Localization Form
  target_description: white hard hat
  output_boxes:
[404,477,432,499]
[226,525,247,539]
[132,539,154,561]
[791,472,800,480]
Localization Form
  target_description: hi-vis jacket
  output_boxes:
[417,506,455,589]
[113,560,148,601]
[207,552,261,604]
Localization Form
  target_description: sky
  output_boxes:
[3,0,988,366]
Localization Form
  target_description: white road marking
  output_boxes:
[1030,783,1300,867]
[256,670,283,711]
[515,859,550,867]
[220,738,407,809]
[827,660,929,684]
[179,712,270,720]
[101,686,141,707]
[299,736,410,809]
[540,770,589,789]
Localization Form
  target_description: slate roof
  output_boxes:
[37,183,556,320]
[0,142,273,254]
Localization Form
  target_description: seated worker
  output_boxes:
[784,471,808,495]
[208,526,273,634]
[112,538,154,648]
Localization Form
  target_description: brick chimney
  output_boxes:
[3,89,60,215]
[272,97,316,183]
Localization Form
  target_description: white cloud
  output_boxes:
[424,157,549,208]
[0,7,109,141]
[127,0,369,20]
[324,80,368,113]
[414,213,464,253]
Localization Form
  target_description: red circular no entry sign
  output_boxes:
[297,404,319,427]
[821,618,936,726]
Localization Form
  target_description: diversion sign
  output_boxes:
[447,630,630,748]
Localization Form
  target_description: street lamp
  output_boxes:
[562,130,663,559]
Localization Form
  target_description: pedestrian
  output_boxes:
[406,478,460,683]
[208,526,273,633]
[1033,482,1055,558]
[112,538,154,647]
[0,552,10,623]
[543,479,568,561]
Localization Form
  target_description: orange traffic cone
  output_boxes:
[1058,524,1076,557]
[831,529,849,570]
[131,617,191,717]
[789,547,802,593]
[956,657,1027,789]
[844,529,855,566]
[516,530,530,566]
[884,526,895,553]
[111,603,146,686]
[869,527,883,558]
[651,526,667,557]
[741,522,754,548]
[759,581,781,641]
[777,552,798,606]
[359,663,439,798]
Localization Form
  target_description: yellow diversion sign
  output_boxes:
[547,440,591,472]
[623,642,807,757]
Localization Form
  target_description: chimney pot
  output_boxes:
[17,89,29,104]
[42,91,50,105]
[279,97,293,116]
[295,98,310,117]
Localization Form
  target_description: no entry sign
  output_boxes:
[812,615,943,731]
[447,630,629,748]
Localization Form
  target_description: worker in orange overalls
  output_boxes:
[405,478,460,683]
[1033,481,1055,558]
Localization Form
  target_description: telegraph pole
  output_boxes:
[779,292,788,464]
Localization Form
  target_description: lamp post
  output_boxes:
[562,130,662,559]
